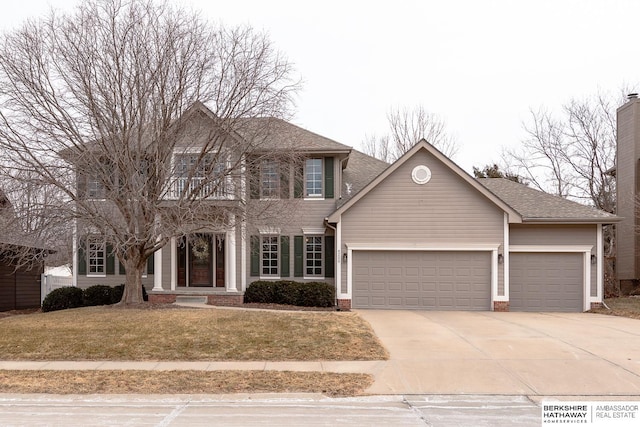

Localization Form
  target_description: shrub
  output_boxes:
[244,280,335,307]
[42,286,84,313]
[110,284,148,303]
[82,285,114,307]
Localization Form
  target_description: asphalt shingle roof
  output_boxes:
[236,117,353,153]
[477,178,619,222]
[339,149,389,206]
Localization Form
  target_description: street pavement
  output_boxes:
[0,393,542,426]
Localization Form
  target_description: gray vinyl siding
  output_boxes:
[616,99,640,281]
[244,156,340,287]
[510,224,598,297]
[339,148,504,295]
[76,269,154,289]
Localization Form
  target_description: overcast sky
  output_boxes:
[2,0,639,172]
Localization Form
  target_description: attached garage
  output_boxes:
[509,252,584,312]
[352,251,492,310]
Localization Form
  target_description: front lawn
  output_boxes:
[0,370,373,397]
[0,306,388,361]
[589,297,640,320]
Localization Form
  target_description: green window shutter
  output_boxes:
[249,161,260,199]
[250,235,260,276]
[294,163,304,198]
[324,236,335,278]
[280,236,290,277]
[119,259,125,275]
[77,174,86,198]
[294,235,303,277]
[324,157,334,199]
[77,238,86,276]
[147,252,155,275]
[280,162,290,199]
[106,244,115,275]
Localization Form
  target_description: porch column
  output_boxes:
[226,215,237,291]
[170,237,177,290]
[153,246,163,291]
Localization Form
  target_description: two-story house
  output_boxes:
[74,102,618,312]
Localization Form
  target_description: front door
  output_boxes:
[177,234,225,287]
[189,234,212,286]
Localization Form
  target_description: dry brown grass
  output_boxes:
[0,370,373,397]
[0,306,388,361]
[589,297,640,320]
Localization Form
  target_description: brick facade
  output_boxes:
[148,294,177,304]
[207,294,244,307]
[337,299,351,311]
[590,302,603,310]
[493,301,509,312]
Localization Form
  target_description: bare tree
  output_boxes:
[503,91,619,259]
[505,92,617,211]
[472,164,524,183]
[0,0,300,304]
[363,105,458,162]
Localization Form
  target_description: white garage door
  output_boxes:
[510,252,583,312]
[352,251,491,310]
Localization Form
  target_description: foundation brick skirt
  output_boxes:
[590,302,603,310]
[207,294,243,306]
[148,294,177,304]
[337,299,351,311]
[493,301,509,312]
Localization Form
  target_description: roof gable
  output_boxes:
[328,139,522,222]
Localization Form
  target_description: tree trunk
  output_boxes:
[120,260,146,305]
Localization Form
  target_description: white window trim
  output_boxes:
[304,158,324,199]
[303,235,324,278]
[259,235,280,279]
[86,237,107,278]
[259,159,281,200]
[258,226,281,235]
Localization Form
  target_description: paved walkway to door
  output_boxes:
[355,310,640,396]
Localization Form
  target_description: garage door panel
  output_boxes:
[352,251,491,310]
[510,252,583,312]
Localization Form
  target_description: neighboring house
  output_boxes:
[74,102,618,312]
[615,94,640,289]
[0,190,45,312]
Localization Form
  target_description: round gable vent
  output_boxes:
[411,165,432,185]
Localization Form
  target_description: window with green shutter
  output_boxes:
[294,235,303,277]
[280,236,290,277]
[324,157,334,199]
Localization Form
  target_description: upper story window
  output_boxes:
[87,174,106,199]
[305,158,323,198]
[260,160,280,199]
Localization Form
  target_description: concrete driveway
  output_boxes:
[355,310,640,396]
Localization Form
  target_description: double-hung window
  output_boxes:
[305,236,323,277]
[261,236,279,277]
[87,237,106,276]
[260,160,280,199]
[305,158,323,198]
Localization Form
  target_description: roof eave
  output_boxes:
[522,217,622,224]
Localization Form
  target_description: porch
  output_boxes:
[149,230,241,301]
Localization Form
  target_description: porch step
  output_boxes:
[174,295,208,305]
